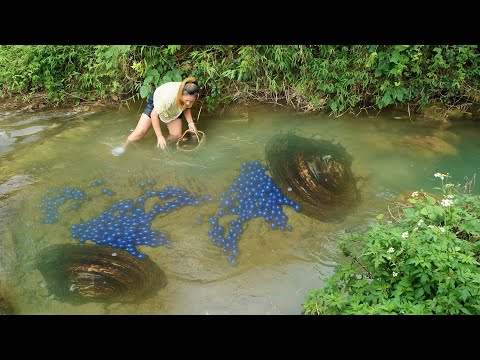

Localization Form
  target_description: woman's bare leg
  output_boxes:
[166,118,183,142]
[124,113,152,147]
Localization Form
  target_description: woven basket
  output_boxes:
[176,129,206,152]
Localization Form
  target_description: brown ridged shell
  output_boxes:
[265,134,359,223]
[36,244,167,304]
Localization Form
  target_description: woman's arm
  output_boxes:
[151,109,167,149]
[184,108,197,133]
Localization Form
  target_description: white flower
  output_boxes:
[401,231,409,239]
[387,247,395,253]
[417,219,424,226]
[441,199,454,207]
[411,191,419,198]
[434,172,446,180]
[392,271,398,277]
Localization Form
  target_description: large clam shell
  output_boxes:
[265,134,359,223]
[36,244,167,304]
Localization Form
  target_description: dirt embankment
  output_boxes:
[3,93,479,123]
[0,93,121,113]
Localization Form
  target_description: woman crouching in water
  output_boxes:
[117,77,199,154]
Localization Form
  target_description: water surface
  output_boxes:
[1,104,479,314]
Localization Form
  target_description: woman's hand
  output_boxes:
[157,135,167,149]
[188,122,197,133]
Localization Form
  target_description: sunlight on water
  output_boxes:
[0,104,479,314]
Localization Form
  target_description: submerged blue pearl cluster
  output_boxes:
[91,179,116,196]
[38,163,300,263]
[208,161,301,265]
[69,183,214,258]
[90,179,105,187]
[37,187,90,223]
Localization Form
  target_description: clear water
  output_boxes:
[1,104,479,314]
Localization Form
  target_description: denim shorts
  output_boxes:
[142,93,155,117]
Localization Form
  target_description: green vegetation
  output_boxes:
[1,45,480,115]
[302,173,480,314]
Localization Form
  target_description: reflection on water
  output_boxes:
[0,104,479,314]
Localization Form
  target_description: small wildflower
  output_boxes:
[392,271,398,277]
[434,172,447,180]
[441,199,454,207]
[387,247,395,253]
[411,191,419,198]
[417,219,424,226]
[401,231,409,239]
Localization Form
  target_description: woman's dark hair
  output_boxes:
[177,77,199,107]
[183,81,199,95]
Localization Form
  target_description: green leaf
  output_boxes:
[415,287,425,299]
[426,195,436,205]
[105,48,114,59]
[403,208,416,218]
[140,85,150,99]
[420,273,429,284]
[146,69,159,77]
[396,89,404,101]
[143,75,153,85]
[174,73,183,82]
[382,92,392,105]
[391,52,400,63]
[459,288,470,302]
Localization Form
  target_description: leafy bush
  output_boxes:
[302,173,480,314]
[1,45,480,115]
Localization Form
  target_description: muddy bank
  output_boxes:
[2,94,480,125]
[0,94,121,115]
